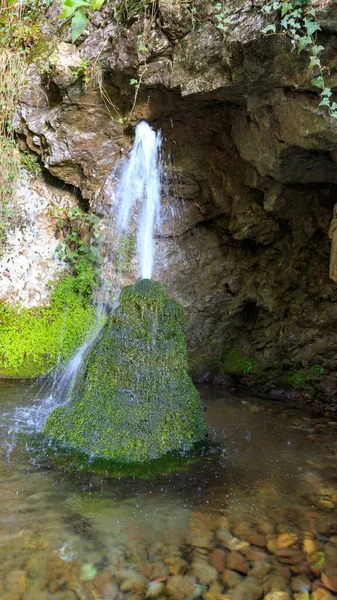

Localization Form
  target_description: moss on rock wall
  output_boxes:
[0,262,97,378]
[43,279,206,463]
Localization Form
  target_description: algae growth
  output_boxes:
[43,279,206,463]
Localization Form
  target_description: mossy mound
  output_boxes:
[43,279,206,463]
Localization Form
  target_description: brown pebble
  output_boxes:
[222,569,242,588]
[210,550,226,573]
[191,559,218,585]
[244,533,267,548]
[227,551,248,574]
[166,575,197,600]
[264,592,290,600]
[291,575,311,592]
[276,533,299,549]
[312,587,336,600]
[321,569,337,593]
[275,548,305,565]
[203,581,224,600]
[263,574,288,593]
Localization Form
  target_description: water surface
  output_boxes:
[1,382,337,599]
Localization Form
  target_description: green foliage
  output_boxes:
[262,0,336,118]
[52,205,103,277]
[59,0,106,42]
[20,149,41,176]
[0,263,97,378]
[43,279,206,463]
[71,57,91,82]
[0,0,52,49]
[213,1,231,32]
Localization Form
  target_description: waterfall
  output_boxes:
[115,121,162,280]
[4,121,163,448]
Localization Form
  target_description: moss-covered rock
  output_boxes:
[43,279,206,463]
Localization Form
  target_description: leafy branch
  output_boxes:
[262,0,336,117]
[60,0,106,43]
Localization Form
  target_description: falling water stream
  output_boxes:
[115,121,162,280]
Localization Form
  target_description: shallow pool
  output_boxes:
[1,382,337,600]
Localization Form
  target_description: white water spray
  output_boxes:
[116,121,162,279]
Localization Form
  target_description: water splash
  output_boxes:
[116,121,162,279]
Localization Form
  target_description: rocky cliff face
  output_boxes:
[7,0,337,411]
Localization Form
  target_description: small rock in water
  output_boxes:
[249,558,272,580]
[210,549,226,573]
[166,575,200,600]
[276,533,299,549]
[321,569,337,593]
[264,593,290,600]
[263,574,288,593]
[227,551,249,574]
[312,587,337,600]
[146,580,165,597]
[275,548,304,565]
[120,572,147,593]
[293,593,310,600]
[203,581,224,600]
[291,575,311,592]
[192,559,218,585]
[80,563,97,581]
[303,538,323,555]
[222,569,242,588]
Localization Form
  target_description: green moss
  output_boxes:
[222,348,258,375]
[114,233,136,272]
[43,279,206,464]
[0,261,97,379]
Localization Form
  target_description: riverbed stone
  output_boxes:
[321,569,337,593]
[227,552,249,575]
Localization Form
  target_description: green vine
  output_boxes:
[213,1,231,32]
[262,0,336,117]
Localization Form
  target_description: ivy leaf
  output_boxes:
[91,0,105,9]
[312,44,325,55]
[318,97,330,107]
[309,56,320,68]
[281,2,292,17]
[262,23,276,34]
[298,36,311,52]
[312,76,324,89]
[71,8,88,42]
[130,78,138,86]
[304,17,321,36]
[321,88,332,97]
